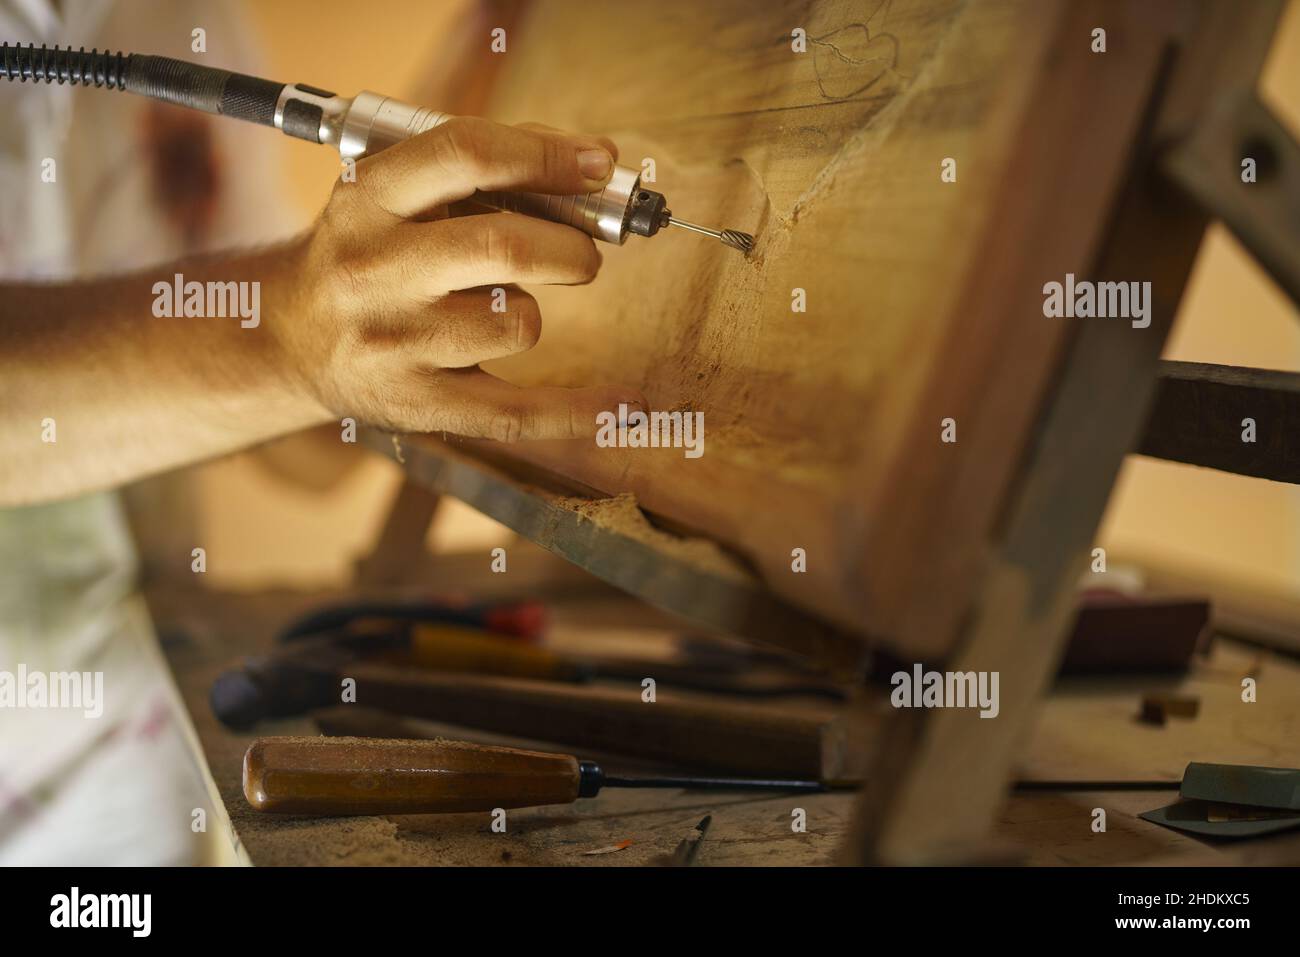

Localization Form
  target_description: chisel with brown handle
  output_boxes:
[243,736,828,816]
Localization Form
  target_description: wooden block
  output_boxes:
[1058,597,1211,675]
[388,0,1255,666]
[1139,693,1201,725]
[1138,361,1300,485]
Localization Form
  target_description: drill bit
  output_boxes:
[666,217,755,254]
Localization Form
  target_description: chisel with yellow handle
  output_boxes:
[243,736,828,816]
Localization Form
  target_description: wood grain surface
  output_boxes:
[400,0,1215,661]
[396,0,1033,653]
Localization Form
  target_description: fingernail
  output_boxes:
[577,148,612,180]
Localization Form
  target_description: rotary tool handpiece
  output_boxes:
[0,43,754,252]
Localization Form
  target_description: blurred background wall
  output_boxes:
[124,0,1299,613]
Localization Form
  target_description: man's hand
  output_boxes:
[279,116,645,442]
[0,116,645,505]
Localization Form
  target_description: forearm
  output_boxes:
[1,118,641,508]
[0,240,332,506]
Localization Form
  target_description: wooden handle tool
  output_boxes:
[243,736,582,815]
[395,625,588,681]
[243,736,827,816]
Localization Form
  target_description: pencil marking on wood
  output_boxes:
[808,0,905,100]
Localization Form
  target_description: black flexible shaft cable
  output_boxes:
[0,41,284,127]
[0,41,127,87]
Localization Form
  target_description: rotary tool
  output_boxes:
[1,43,756,253]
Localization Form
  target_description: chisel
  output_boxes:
[243,736,828,816]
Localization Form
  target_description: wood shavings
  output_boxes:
[555,492,754,584]
[583,839,634,856]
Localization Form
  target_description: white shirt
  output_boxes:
[0,0,292,864]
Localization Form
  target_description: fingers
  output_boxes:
[360,116,617,218]
[445,121,619,221]
[516,122,619,162]
[302,115,637,438]
[406,287,542,368]
[381,213,602,294]
[423,368,646,442]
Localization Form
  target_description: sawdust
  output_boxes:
[553,492,754,584]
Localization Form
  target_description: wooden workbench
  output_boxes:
[150,573,855,866]
[147,550,1300,866]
